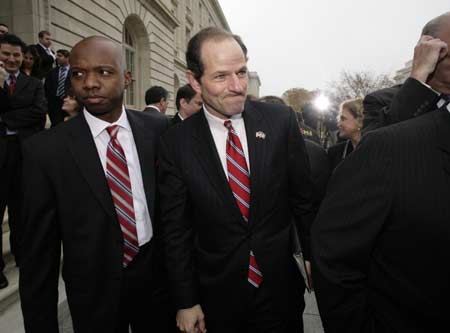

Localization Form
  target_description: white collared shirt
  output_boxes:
[146,105,161,113]
[83,107,153,246]
[203,106,250,176]
[39,43,55,60]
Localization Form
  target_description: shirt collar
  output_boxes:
[203,104,243,131]
[7,71,20,80]
[83,105,130,138]
[146,105,161,113]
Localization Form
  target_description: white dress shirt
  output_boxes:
[203,106,250,176]
[84,107,152,246]
[146,105,161,113]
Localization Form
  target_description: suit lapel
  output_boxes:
[127,110,156,219]
[13,73,28,95]
[66,113,116,220]
[191,110,242,220]
[242,101,268,226]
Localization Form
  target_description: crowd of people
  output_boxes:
[0,9,450,333]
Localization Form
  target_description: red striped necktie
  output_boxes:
[9,74,16,95]
[224,120,263,288]
[105,125,139,268]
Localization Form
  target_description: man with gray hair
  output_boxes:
[312,12,450,332]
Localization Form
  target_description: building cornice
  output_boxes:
[209,0,230,31]
[144,0,180,30]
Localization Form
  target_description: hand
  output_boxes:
[0,62,6,89]
[305,260,313,291]
[410,35,448,83]
[176,304,207,333]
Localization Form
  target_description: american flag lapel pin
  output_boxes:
[255,131,266,139]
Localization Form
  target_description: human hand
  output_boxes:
[411,35,448,83]
[0,61,6,89]
[176,304,207,333]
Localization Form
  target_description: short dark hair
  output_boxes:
[57,49,70,58]
[38,30,51,38]
[145,86,168,105]
[186,27,248,80]
[0,33,27,52]
[258,95,286,105]
[175,84,197,110]
[422,12,450,37]
[0,23,8,29]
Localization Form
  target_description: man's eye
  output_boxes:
[237,70,247,77]
[71,71,83,78]
[100,70,111,75]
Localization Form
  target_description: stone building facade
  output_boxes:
[0,0,233,114]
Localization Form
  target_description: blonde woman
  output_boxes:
[328,98,364,170]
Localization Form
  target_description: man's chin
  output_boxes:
[84,106,111,116]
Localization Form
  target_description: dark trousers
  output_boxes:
[115,240,177,333]
[204,282,305,333]
[0,136,21,271]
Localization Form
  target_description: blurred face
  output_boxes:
[39,34,52,48]
[56,52,69,66]
[189,38,248,119]
[70,38,130,121]
[22,51,35,70]
[0,43,23,74]
[428,23,450,94]
[338,108,361,139]
[180,93,203,118]
[0,26,8,35]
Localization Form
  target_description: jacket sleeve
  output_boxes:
[311,131,394,333]
[158,134,199,310]
[19,139,61,333]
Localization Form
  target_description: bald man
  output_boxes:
[19,36,173,332]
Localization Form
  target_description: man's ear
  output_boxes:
[124,70,132,88]
[187,70,201,94]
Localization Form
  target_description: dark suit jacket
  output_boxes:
[45,66,71,126]
[362,78,440,132]
[312,106,450,332]
[19,110,168,332]
[143,106,169,126]
[170,112,182,126]
[327,140,354,171]
[0,72,47,139]
[158,101,317,319]
[35,44,55,77]
[304,139,330,202]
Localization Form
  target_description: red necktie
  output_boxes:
[9,75,16,95]
[105,125,139,267]
[224,120,263,288]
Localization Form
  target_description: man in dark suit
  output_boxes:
[0,34,47,288]
[158,27,317,333]
[45,49,71,127]
[35,30,55,78]
[19,36,173,332]
[311,12,450,332]
[171,83,203,125]
[143,85,169,115]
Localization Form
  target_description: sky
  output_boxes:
[218,0,450,97]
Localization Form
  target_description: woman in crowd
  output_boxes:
[20,45,43,79]
[328,97,364,170]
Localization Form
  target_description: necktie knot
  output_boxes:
[106,125,119,139]
[224,120,233,130]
